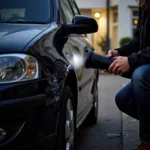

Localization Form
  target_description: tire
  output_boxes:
[85,82,98,125]
[56,86,76,150]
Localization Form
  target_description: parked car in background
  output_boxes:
[0,0,99,150]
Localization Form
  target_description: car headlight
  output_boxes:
[0,54,39,84]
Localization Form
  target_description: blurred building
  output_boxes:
[76,0,138,54]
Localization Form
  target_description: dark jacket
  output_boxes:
[116,7,150,70]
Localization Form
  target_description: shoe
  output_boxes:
[134,144,150,150]
[85,50,114,70]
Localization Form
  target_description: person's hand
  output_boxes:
[108,56,130,76]
[103,50,119,73]
[107,50,119,58]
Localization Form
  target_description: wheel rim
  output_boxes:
[65,99,74,150]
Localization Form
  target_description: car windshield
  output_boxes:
[0,0,52,23]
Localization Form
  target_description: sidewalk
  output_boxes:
[77,74,140,150]
[122,113,140,150]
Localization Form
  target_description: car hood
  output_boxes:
[0,23,50,53]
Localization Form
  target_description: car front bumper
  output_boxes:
[0,79,60,150]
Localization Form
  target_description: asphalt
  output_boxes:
[76,73,140,150]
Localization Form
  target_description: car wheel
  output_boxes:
[57,86,76,150]
[85,82,98,125]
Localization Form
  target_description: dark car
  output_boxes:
[0,0,99,150]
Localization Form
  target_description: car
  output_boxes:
[0,0,99,150]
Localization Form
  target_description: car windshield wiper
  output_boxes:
[0,21,47,24]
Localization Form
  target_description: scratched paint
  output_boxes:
[50,61,68,103]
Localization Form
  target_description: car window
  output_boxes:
[69,0,80,15]
[60,0,74,23]
[0,0,52,23]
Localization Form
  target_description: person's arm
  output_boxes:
[115,8,141,56]
[128,47,150,69]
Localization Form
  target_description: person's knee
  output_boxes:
[132,66,144,84]
[115,91,125,112]
[132,65,150,86]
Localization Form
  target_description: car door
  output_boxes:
[60,0,95,124]
[69,0,96,103]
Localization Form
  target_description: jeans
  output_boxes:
[116,65,150,143]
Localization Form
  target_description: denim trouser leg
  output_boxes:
[132,65,150,143]
[115,82,139,120]
[116,65,150,143]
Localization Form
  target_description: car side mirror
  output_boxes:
[66,15,98,35]
[53,15,98,51]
